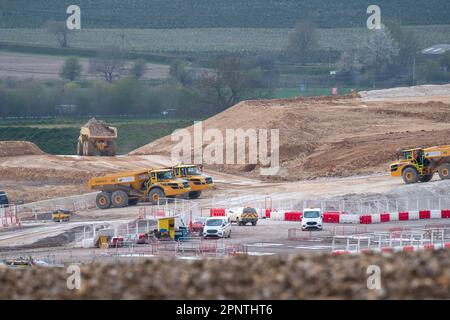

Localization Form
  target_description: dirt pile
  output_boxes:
[83,118,115,136]
[0,141,44,157]
[131,91,450,180]
[2,250,450,299]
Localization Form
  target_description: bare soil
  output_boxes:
[0,141,44,157]
[131,87,450,181]
[0,52,169,80]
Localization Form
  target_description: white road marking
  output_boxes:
[247,252,276,256]
[246,243,284,247]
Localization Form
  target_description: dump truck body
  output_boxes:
[78,118,117,156]
[172,164,214,199]
[390,145,450,184]
[88,168,190,209]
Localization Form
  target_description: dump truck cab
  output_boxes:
[390,145,450,184]
[89,168,190,209]
[172,164,214,199]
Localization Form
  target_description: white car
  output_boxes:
[203,216,232,239]
[302,208,323,231]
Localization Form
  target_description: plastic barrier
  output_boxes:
[371,214,381,224]
[409,211,420,220]
[265,209,271,219]
[389,212,399,221]
[398,212,409,221]
[338,214,359,224]
[359,215,372,224]
[431,210,443,219]
[210,208,226,217]
[380,213,390,223]
[284,212,302,221]
[323,212,340,223]
[270,211,285,221]
[419,210,431,219]
[442,210,450,218]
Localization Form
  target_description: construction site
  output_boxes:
[1,84,450,299]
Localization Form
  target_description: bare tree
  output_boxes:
[89,46,124,82]
[195,57,264,111]
[287,21,317,65]
[45,21,69,48]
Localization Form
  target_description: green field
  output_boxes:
[1,25,449,54]
[2,0,449,28]
[0,118,193,155]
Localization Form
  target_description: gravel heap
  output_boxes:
[1,250,450,299]
[84,118,115,136]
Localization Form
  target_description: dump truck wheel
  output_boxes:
[149,188,165,205]
[420,174,433,183]
[111,190,129,208]
[77,141,83,156]
[438,164,450,180]
[96,192,111,209]
[189,191,202,199]
[402,167,419,184]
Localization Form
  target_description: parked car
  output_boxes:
[0,191,9,207]
[301,208,323,231]
[190,216,208,235]
[203,216,232,239]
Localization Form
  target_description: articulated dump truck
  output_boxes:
[390,145,450,184]
[88,168,190,209]
[172,164,214,199]
[78,118,117,156]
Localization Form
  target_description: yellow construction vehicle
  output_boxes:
[172,164,214,199]
[77,118,117,156]
[88,168,191,209]
[390,145,450,184]
[51,209,71,222]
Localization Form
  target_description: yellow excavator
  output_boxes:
[389,145,450,184]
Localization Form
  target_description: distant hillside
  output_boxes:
[1,0,450,28]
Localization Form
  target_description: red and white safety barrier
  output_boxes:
[333,242,450,255]
[210,208,450,224]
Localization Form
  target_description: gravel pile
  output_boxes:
[359,84,450,100]
[84,118,115,136]
[1,250,450,299]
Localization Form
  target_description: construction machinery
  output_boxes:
[88,168,191,209]
[238,207,258,226]
[390,145,450,184]
[172,164,214,199]
[51,209,71,222]
[77,118,117,156]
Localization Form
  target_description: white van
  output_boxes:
[203,216,232,239]
[302,208,323,231]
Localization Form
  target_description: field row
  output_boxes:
[1,25,449,54]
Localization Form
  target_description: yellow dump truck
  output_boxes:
[77,118,117,156]
[390,145,450,184]
[88,168,191,209]
[172,164,214,199]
